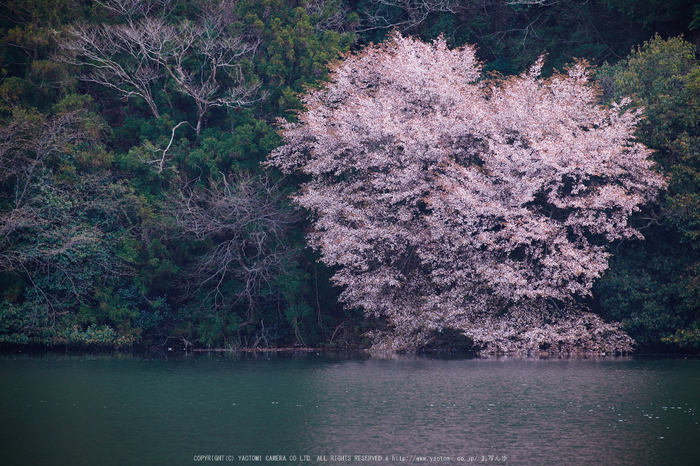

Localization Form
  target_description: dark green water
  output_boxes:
[1,353,699,466]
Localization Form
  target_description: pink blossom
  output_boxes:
[267,34,664,353]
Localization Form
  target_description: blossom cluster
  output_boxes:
[268,34,664,353]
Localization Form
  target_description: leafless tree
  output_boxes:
[95,0,177,21]
[357,0,458,32]
[0,109,89,260]
[157,4,262,135]
[57,0,263,140]
[303,0,352,33]
[171,173,302,326]
[58,18,170,118]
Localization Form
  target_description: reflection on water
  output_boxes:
[1,352,699,465]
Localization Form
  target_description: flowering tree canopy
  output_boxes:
[267,34,665,353]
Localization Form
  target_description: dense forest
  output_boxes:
[1,0,699,353]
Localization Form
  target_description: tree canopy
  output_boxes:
[1,0,699,353]
[268,34,664,352]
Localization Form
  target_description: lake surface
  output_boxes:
[1,352,699,465]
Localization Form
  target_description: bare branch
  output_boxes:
[56,0,262,132]
[57,20,169,118]
[142,120,190,172]
[357,0,457,32]
[304,0,352,33]
[170,173,302,321]
[95,0,177,23]
[0,110,130,320]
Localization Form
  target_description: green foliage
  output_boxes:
[235,0,354,114]
[2,0,699,352]
[179,122,280,178]
[664,324,700,348]
[352,0,657,75]
[594,241,690,347]
[605,0,698,33]
[0,0,86,111]
[595,35,700,350]
[0,96,158,348]
[5,0,351,350]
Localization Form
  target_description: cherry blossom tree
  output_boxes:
[267,34,665,353]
